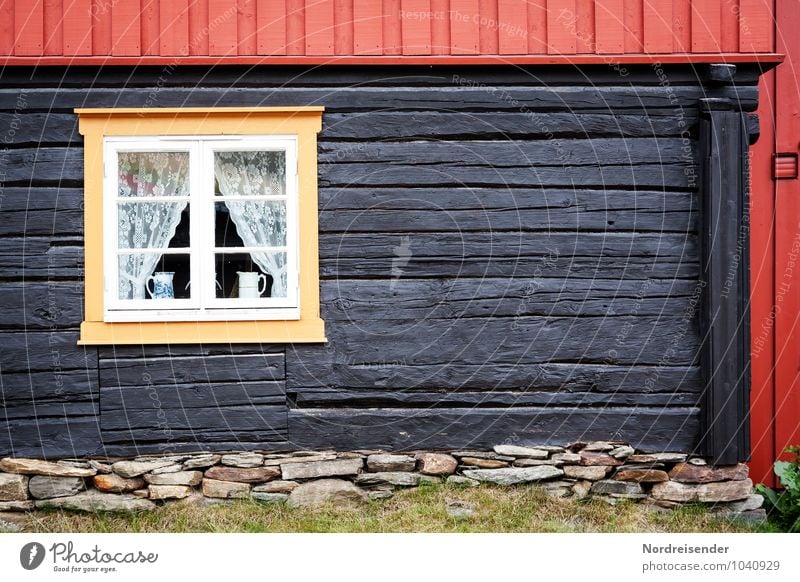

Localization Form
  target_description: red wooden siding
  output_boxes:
[1,0,776,62]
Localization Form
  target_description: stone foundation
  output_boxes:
[0,442,765,530]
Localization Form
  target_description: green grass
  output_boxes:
[19,482,773,533]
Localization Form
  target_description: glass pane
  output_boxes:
[118,151,190,198]
[118,202,189,249]
[118,253,191,301]
[214,200,286,248]
[215,252,287,299]
[214,151,286,197]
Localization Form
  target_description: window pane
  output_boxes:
[215,200,286,248]
[118,152,190,198]
[215,252,287,299]
[118,202,189,249]
[118,253,191,301]
[214,151,286,197]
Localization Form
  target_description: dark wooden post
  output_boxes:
[699,98,752,464]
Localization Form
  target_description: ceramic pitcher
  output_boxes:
[237,271,267,298]
[146,271,175,299]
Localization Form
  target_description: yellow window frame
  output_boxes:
[76,106,326,345]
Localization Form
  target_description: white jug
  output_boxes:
[237,271,267,298]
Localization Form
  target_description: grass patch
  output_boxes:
[20,483,772,533]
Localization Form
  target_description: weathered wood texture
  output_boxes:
[0,66,758,457]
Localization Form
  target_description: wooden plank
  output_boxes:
[527,0,546,53]
[0,112,79,143]
[91,0,112,55]
[188,0,210,55]
[208,0,238,55]
[546,0,576,54]
[13,0,44,55]
[100,403,287,433]
[0,237,83,279]
[100,428,289,446]
[352,0,382,54]
[43,0,64,56]
[477,0,498,53]
[0,0,13,55]
[594,0,623,54]
[574,0,594,53]
[449,0,479,54]
[0,417,104,459]
[0,148,83,184]
[288,407,700,451]
[0,331,97,373]
[399,0,431,55]
[383,0,402,54]
[720,0,739,52]
[643,0,673,53]
[0,283,83,329]
[238,0,257,55]
[623,0,643,53]
[140,0,160,55]
[111,0,142,56]
[738,0,773,52]
[285,0,305,54]
[691,0,721,52]
[160,0,189,55]
[333,0,354,54]
[672,0,691,52]
[497,0,527,54]
[101,381,285,410]
[257,0,287,54]
[429,0,448,54]
[1,370,98,402]
[305,0,334,54]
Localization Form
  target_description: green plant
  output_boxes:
[756,445,800,532]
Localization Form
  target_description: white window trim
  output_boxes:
[102,135,301,323]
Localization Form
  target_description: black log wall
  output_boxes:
[0,65,759,458]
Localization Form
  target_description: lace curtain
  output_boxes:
[214,151,288,297]
[117,152,189,300]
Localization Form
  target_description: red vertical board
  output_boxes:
[14,0,43,55]
[43,0,63,56]
[527,0,546,53]
[208,0,238,55]
[353,0,381,54]
[334,0,354,54]
[160,0,189,55]
[643,0,672,53]
[449,0,478,54]
[0,0,12,55]
[691,0,721,52]
[188,0,210,55]
[111,0,141,56]
[141,0,160,55]
[429,0,449,55]
[285,0,305,54]
[595,0,623,54]
[672,0,690,52]
[574,0,594,53]
[547,0,576,55]
[623,0,643,53]
[720,0,739,52]
[257,0,287,54]
[239,0,258,55]
[63,0,92,55]
[497,0,527,54]
[383,0,402,55]
[739,0,773,52]
[401,0,431,55]
[92,0,112,55]
[477,0,497,53]
[305,0,334,55]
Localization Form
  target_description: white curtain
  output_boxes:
[214,151,288,298]
[117,152,189,300]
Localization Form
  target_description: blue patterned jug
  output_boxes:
[146,271,175,299]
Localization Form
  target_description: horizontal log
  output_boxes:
[2,400,97,420]
[288,407,700,451]
[0,282,83,328]
[98,432,292,451]
[100,404,287,433]
[0,369,98,401]
[0,237,83,279]
[99,344,284,359]
[0,331,97,373]
[0,148,83,184]
[100,381,286,411]
[0,416,104,459]
[0,113,79,144]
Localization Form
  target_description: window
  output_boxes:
[77,107,326,344]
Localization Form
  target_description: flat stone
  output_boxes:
[58,460,92,469]
[572,480,592,499]
[419,475,441,486]
[0,500,34,511]
[0,512,27,532]
[34,490,155,512]
[446,500,476,520]
[416,453,458,476]
[451,451,514,461]
[729,509,767,524]
[149,485,192,500]
[203,466,280,484]
[582,441,615,452]
[280,458,363,480]
[551,453,581,465]
[460,457,509,469]
[253,480,298,494]
[563,466,611,481]
[287,479,368,508]
[535,445,567,453]
[28,475,85,499]
[610,445,635,459]
[514,458,561,467]
[368,490,394,501]
[614,468,670,483]
[145,471,203,487]
[462,465,564,485]
[590,480,644,496]
[688,457,708,466]
[668,463,749,484]
[88,460,112,474]
[253,492,288,504]
[0,458,96,478]
[337,452,365,459]
[94,474,146,493]
[366,454,416,472]
[0,473,29,501]
[710,494,764,514]
[580,452,622,466]
[132,489,149,499]
[355,472,421,487]
[220,453,264,468]
[150,464,183,475]
[201,479,251,499]
[112,459,176,479]
[446,475,480,487]
[263,454,337,466]
[183,454,221,470]
[627,453,687,464]
[543,484,573,498]
[650,479,753,503]
[493,445,549,459]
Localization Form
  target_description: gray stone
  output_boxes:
[368,489,394,501]
[590,480,644,496]
[183,454,221,469]
[263,454,337,466]
[493,445,549,459]
[28,475,85,499]
[446,500,476,520]
[150,464,183,475]
[337,452,366,459]
[572,480,592,499]
[253,480,299,494]
[280,458,363,480]
[134,455,188,463]
[730,509,767,524]
[534,445,567,453]
[446,475,480,487]
[462,465,564,485]
[418,475,440,486]
[252,492,288,504]
[610,445,635,459]
[34,490,155,512]
[688,457,708,466]
[355,472,421,487]
[579,452,622,466]
[710,494,764,514]
[204,466,280,483]
[0,512,27,532]
[650,479,753,503]
[582,441,615,452]
[0,473,28,501]
[451,451,514,461]
[201,479,251,499]
[220,452,264,468]
[148,485,192,500]
[416,453,458,476]
[112,459,176,478]
[0,500,34,511]
[460,457,509,469]
[668,463,749,484]
[366,454,416,472]
[551,453,581,465]
[513,458,560,467]
[144,471,203,487]
[0,458,96,478]
[132,489,149,499]
[542,483,573,498]
[94,474,146,493]
[627,453,687,464]
[88,460,112,474]
[287,479,368,508]
[563,466,611,481]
